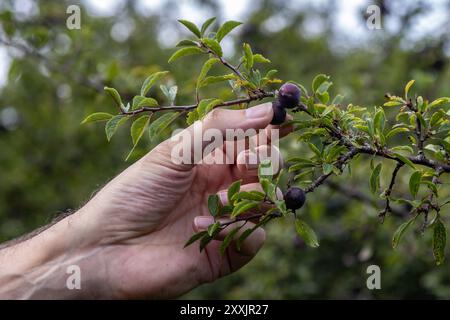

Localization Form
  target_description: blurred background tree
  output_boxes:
[0,0,449,299]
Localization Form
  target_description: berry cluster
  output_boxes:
[272,84,307,211]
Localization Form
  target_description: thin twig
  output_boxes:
[379,162,404,221]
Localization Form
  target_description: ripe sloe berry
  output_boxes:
[284,187,306,211]
[278,83,301,109]
[270,100,286,125]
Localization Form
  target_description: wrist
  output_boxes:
[0,213,104,299]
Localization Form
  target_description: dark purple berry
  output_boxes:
[278,83,301,109]
[270,100,286,125]
[284,187,306,211]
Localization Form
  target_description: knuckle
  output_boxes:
[206,108,223,121]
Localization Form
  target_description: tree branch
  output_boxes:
[121,91,275,116]
[304,147,358,193]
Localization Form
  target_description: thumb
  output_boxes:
[159,102,274,169]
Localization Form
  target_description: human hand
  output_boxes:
[0,102,291,299]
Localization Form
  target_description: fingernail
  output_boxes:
[245,103,272,119]
[218,191,228,205]
[194,216,215,230]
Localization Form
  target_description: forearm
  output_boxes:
[0,213,102,299]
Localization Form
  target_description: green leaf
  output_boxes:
[404,80,415,99]
[386,127,410,139]
[132,96,158,109]
[220,205,233,215]
[428,97,450,109]
[312,74,329,93]
[322,163,333,175]
[186,110,199,125]
[317,92,329,104]
[216,20,242,42]
[392,153,416,170]
[259,178,270,195]
[177,19,201,38]
[105,115,127,141]
[236,228,254,251]
[316,81,332,95]
[232,191,265,202]
[433,219,446,266]
[220,227,240,255]
[430,110,445,127]
[227,180,241,204]
[265,69,278,79]
[409,170,422,198]
[295,219,319,248]
[391,145,414,154]
[202,38,222,57]
[184,231,208,248]
[168,47,204,63]
[308,143,321,158]
[203,99,222,115]
[243,43,254,70]
[197,58,219,89]
[421,180,438,196]
[200,74,235,87]
[140,71,169,96]
[207,221,221,237]
[369,163,382,194]
[104,86,123,108]
[231,200,258,218]
[208,194,220,217]
[81,112,113,124]
[148,112,180,141]
[383,100,404,107]
[374,108,386,134]
[199,234,214,251]
[294,169,314,181]
[424,144,442,154]
[176,39,198,47]
[253,53,271,63]
[392,217,416,249]
[417,96,424,112]
[130,115,151,147]
[200,17,216,36]
[332,94,344,105]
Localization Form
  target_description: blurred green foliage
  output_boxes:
[0,0,449,298]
